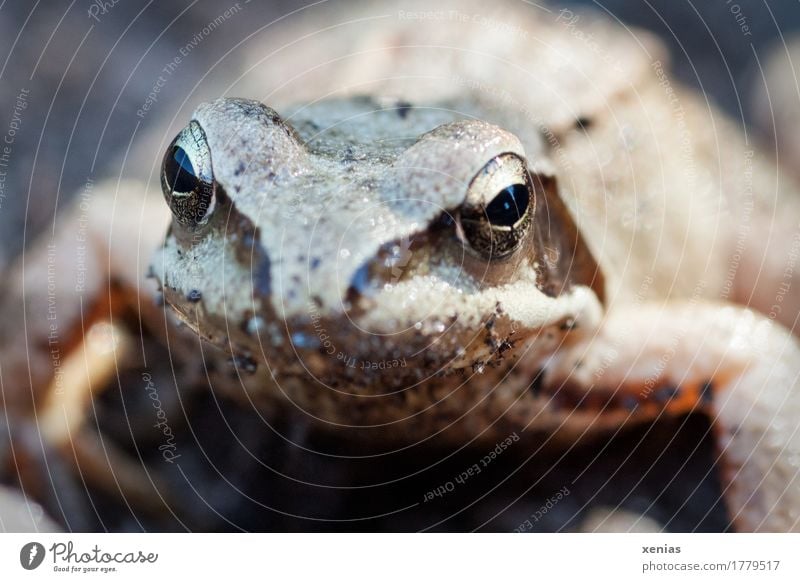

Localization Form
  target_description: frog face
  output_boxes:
[154,97,603,388]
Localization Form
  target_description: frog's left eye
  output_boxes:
[161,120,216,226]
[457,153,534,258]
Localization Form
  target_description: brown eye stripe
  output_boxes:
[529,174,605,303]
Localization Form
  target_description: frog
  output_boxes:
[2,0,799,531]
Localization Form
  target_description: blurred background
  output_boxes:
[1,0,799,531]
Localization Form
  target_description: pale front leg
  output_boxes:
[544,303,800,532]
[0,179,172,519]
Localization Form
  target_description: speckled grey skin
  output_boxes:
[154,96,603,422]
[150,0,800,530]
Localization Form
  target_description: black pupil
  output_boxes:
[166,145,200,194]
[485,183,529,226]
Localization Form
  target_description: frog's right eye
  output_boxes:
[161,121,216,226]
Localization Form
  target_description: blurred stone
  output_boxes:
[580,507,663,533]
[0,486,61,532]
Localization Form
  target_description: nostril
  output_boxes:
[345,232,428,307]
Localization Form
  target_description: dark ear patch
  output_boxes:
[531,174,605,303]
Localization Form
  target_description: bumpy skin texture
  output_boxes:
[148,1,800,531]
[155,96,603,425]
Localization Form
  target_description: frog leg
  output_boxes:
[542,302,800,532]
[0,180,174,523]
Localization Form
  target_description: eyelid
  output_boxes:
[465,153,529,208]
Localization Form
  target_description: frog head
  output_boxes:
[153,97,603,393]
